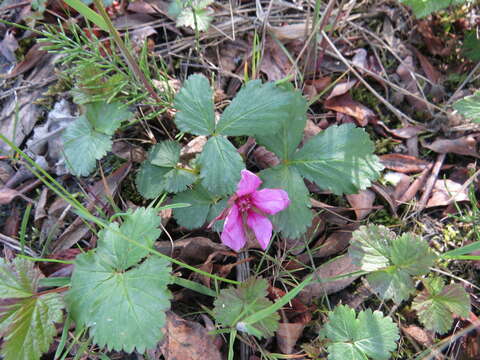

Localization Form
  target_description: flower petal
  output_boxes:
[246,211,273,250]
[236,169,262,197]
[221,204,247,251]
[251,188,290,215]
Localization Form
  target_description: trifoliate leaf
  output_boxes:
[197,136,244,196]
[169,0,214,31]
[149,141,181,167]
[349,226,437,303]
[216,80,298,136]
[255,85,308,160]
[292,124,383,195]
[260,165,312,238]
[62,115,112,176]
[399,0,465,18]
[172,184,226,229]
[135,161,170,198]
[453,90,480,123]
[0,258,65,360]
[66,208,171,353]
[412,277,470,334]
[321,305,399,360]
[174,74,215,135]
[97,208,161,270]
[1,294,64,360]
[66,255,172,353]
[85,101,133,135]
[463,31,480,61]
[213,277,279,339]
[162,168,197,193]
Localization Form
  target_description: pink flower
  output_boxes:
[220,170,290,251]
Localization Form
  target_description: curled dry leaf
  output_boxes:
[402,325,434,347]
[346,189,376,219]
[277,323,306,355]
[326,80,357,99]
[423,136,479,158]
[380,154,430,173]
[1,43,47,79]
[180,135,208,160]
[112,141,147,163]
[298,255,361,304]
[155,237,232,264]
[159,312,222,360]
[417,20,452,57]
[252,146,280,169]
[260,36,293,81]
[426,179,469,208]
[312,227,356,259]
[325,94,377,127]
[267,22,312,42]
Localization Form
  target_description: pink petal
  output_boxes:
[220,205,247,251]
[251,189,290,215]
[246,211,273,250]
[236,170,262,197]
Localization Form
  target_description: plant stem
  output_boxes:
[237,250,252,360]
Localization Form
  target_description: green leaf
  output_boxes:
[149,141,181,167]
[174,74,215,135]
[0,259,65,360]
[197,136,244,196]
[97,208,162,270]
[321,305,399,360]
[213,277,279,339]
[135,162,170,199]
[62,115,112,176]
[85,101,133,136]
[291,124,383,195]
[453,90,480,123]
[463,31,480,61]
[412,277,471,334]
[162,168,197,193]
[172,184,226,229]
[169,0,214,31]
[66,208,172,353]
[216,80,298,136]
[399,0,466,18]
[260,165,312,238]
[66,255,172,353]
[349,226,437,303]
[255,85,308,160]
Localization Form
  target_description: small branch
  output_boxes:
[417,153,446,211]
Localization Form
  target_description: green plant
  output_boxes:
[168,0,214,31]
[398,0,469,18]
[454,90,480,122]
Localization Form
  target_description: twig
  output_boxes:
[446,61,480,105]
[417,153,446,211]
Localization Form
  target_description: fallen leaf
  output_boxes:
[423,136,479,158]
[426,179,469,207]
[276,323,306,354]
[268,22,312,42]
[252,146,280,169]
[417,20,452,57]
[159,312,222,360]
[312,227,356,259]
[111,141,147,163]
[380,154,430,173]
[411,47,442,84]
[346,189,376,219]
[325,94,376,126]
[155,237,232,264]
[180,135,208,160]
[0,29,18,63]
[260,36,293,81]
[299,255,361,303]
[326,80,357,99]
[1,43,47,79]
[402,325,434,347]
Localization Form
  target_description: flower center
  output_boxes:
[237,196,252,212]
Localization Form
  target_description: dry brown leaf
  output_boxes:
[298,255,361,303]
[1,43,47,79]
[402,325,434,346]
[313,227,356,259]
[411,47,442,84]
[111,141,147,163]
[0,29,18,63]
[159,312,222,360]
[417,20,452,57]
[426,179,469,207]
[326,80,357,99]
[276,323,305,355]
[380,154,430,173]
[346,189,376,219]
[155,237,232,264]
[180,136,208,159]
[260,36,293,81]
[252,146,280,169]
[424,136,479,158]
[325,94,376,127]
[267,22,312,42]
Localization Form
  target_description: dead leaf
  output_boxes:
[423,136,479,158]
[312,227,356,259]
[417,20,452,57]
[299,255,361,304]
[402,325,434,346]
[0,162,14,185]
[260,36,293,81]
[34,187,48,227]
[305,76,331,93]
[155,237,232,264]
[346,189,376,219]
[411,47,442,84]
[276,323,306,355]
[351,48,368,73]
[267,22,312,42]
[159,312,222,360]
[426,179,469,207]
[3,205,20,237]
[326,80,357,99]
[112,141,146,163]
[0,29,18,63]
[380,154,430,173]
[252,146,280,169]
[1,43,47,79]
[325,94,376,126]
[302,119,322,143]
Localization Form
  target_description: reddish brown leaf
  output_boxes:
[411,47,442,84]
[402,325,434,346]
[417,20,452,57]
[312,227,356,259]
[1,43,47,79]
[325,94,377,126]
[426,179,469,208]
[276,323,306,354]
[424,136,479,158]
[346,189,376,219]
[252,146,280,169]
[326,80,357,99]
[380,154,430,173]
[261,36,293,81]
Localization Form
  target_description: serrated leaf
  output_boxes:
[463,31,480,61]
[97,208,161,270]
[412,277,470,334]
[135,162,170,199]
[260,165,312,238]
[66,255,171,353]
[216,80,298,136]
[349,225,437,303]
[0,259,65,360]
[174,74,215,135]
[0,258,38,298]
[213,278,279,339]
[453,90,480,123]
[321,305,399,360]
[291,124,383,195]
[1,294,64,360]
[85,101,133,135]
[172,184,226,229]
[255,85,308,160]
[162,168,197,193]
[149,141,181,167]
[176,7,212,31]
[399,0,465,18]
[62,115,112,176]
[197,136,244,196]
